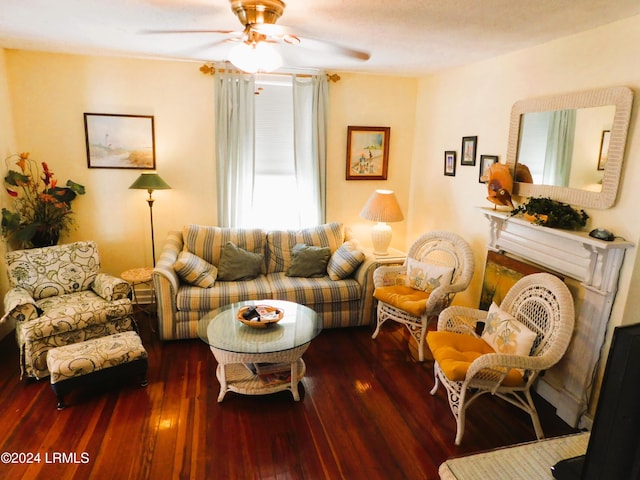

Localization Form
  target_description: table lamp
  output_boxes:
[360,189,404,255]
[129,172,171,266]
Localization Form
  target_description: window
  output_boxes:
[245,76,300,230]
[216,71,326,229]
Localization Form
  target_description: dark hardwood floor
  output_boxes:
[0,310,577,479]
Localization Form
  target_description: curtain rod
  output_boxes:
[199,63,340,83]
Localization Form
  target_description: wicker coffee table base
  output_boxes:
[210,343,309,402]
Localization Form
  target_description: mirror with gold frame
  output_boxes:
[506,86,633,209]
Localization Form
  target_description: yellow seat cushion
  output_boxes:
[373,285,431,316]
[426,331,525,386]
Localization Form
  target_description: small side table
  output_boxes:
[121,267,156,331]
[368,247,406,266]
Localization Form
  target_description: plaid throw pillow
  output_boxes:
[173,251,218,288]
[327,241,365,280]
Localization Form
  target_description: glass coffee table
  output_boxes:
[197,300,321,402]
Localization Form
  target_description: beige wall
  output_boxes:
[0,51,417,329]
[0,49,17,339]
[5,52,216,275]
[327,73,417,249]
[410,15,640,410]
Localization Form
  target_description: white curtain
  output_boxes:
[214,69,255,227]
[543,109,576,186]
[293,74,328,226]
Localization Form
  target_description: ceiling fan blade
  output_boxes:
[295,36,370,61]
[141,29,241,36]
[250,23,369,61]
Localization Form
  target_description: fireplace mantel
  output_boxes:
[483,208,633,427]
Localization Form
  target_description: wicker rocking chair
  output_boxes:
[427,272,575,445]
[372,231,475,361]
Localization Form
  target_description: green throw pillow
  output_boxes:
[217,242,264,281]
[286,243,331,278]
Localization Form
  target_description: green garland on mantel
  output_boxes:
[510,197,589,230]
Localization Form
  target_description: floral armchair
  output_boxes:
[2,241,136,379]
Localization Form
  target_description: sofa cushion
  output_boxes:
[5,241,101,300]
[427,330,525,386]
[327,241,365,280]
[266,222,344,273]
[286,244,332,278]
[217,242,264,281]
[176,276,272,312]
[373,285,431,316]
[173,251,218,288]
[182,224,266,271]
[268,272,361,304]
[19,293,133,341]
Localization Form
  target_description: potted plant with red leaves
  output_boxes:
[2,152,86,248]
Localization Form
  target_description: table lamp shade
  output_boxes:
[360,190,404,255]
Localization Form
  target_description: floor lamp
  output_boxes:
[129,172,171,267]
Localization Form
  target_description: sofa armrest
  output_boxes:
[1,287,39,324]
[352,253,383,326]
[92,273,132,301]
[153,230,183,340]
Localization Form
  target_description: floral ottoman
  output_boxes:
[46,331,148,409]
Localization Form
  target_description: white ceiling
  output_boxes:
[1,0,639,76]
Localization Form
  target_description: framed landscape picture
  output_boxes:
[346,126,390,180]
[84,113,156,169]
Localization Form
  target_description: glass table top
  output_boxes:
[197,300,321,354]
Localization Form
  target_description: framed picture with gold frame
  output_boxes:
[346,126,390,180]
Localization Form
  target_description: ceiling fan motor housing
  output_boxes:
[230,0,285,26]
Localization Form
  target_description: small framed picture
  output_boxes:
[461,136,478,166]
[345,126,390,180]
[84,113,156,169]
[479,155,498,183]
[444,151,457,176]
[598,130,611,170]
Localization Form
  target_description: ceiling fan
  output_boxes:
[146,0,370,73]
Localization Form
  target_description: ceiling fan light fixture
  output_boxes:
[230,0,285,26]
[229,40,282,73]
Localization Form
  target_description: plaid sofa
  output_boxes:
[2,241,135,379]
[153,223,381,340]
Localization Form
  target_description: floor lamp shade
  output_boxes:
[360,189,404,255]
[129,173,171,267]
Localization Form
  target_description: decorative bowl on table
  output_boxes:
[237,304,284,329]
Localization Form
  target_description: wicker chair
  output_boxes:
[372,231,475,361]
[427,272,575,445]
